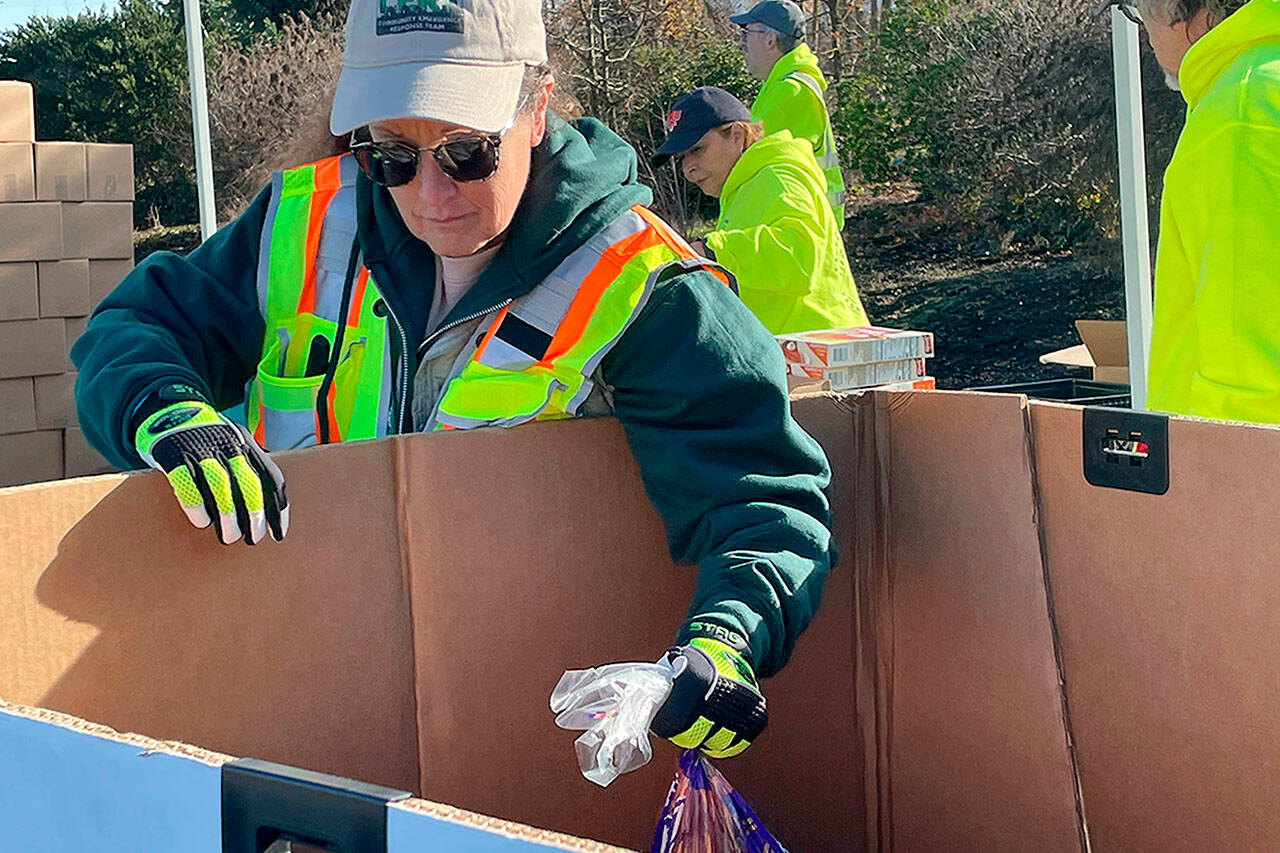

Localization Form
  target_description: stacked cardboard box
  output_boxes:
[0,81,132,487]
[779,325,937,394]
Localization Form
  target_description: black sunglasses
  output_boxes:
[351,131,506,185]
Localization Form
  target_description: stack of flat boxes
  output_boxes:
[0,81,134,487]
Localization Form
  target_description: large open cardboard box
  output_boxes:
[3,390,1278,850]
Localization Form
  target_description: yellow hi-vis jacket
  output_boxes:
[750,42,846,229]
[246,154,725,450]
[704,131,867,336]
[1148,0,1280,422]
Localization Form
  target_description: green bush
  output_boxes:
[1,0,195,226]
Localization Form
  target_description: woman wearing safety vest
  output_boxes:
[653,86,867,336]
[72,0,833,765]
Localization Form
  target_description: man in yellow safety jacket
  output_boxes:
[732,0,846,227]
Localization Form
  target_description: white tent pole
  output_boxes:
[1110,7,1154,411]
[183,0,217,241]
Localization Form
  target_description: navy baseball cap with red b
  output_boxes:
[651,87,752,166]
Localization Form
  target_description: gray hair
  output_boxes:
[1134,0,1246,26]
[519,63,553,111]
[774,31,800,53]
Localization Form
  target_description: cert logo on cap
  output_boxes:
[377,0,464,35]
[664,109,682,133]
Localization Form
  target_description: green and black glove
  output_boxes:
[134,398,288,546]
[650,637,767,759]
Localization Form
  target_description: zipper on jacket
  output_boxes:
[373,298,411,434]
[416,299,514,358]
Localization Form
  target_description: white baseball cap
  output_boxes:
[329,0,548,136]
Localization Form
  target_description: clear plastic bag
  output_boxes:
[550,662,675,787]
[650,750,789,853]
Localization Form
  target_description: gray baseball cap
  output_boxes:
[729,0,806,39]
[330,0,548,136]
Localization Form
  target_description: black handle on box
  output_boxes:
[1081,406,1170,495]
[222,757,411,853]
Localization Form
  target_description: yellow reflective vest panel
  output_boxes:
[250,155,725,448]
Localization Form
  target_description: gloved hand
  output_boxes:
[649,637,767,759]
[134,400,289,545]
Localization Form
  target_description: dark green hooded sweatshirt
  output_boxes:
[72,116,833,677]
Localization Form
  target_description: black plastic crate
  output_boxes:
[967,378,1131,408]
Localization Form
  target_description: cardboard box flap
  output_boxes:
[1039,342,1094,369]
[0,440,421,793]
[871,391,1083,850]
[1075,319,1127,367]
[1032,402,1280,849]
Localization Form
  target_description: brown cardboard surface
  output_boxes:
[0,202,62,262]
[0,82,35,143]
[63,427,112,477]
[0,262,38,320]
[34,142,86,201]
[391,401,864,850]
[1040,320,1128,384]
[88,258,132,305]
[0,391,1115,849]
[8,440,421,792]
[874,392,1082,851]
[0,377,35,434]
[37,259,90,317]
[0,318,68,378]
[0,142,34,201]
[61,202,132,260]
[1031,402,1280,850]
[84,143,134,201]
[0,429,62,486]
[34,371,76,429]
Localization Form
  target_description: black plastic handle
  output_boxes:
[222,757,411,853]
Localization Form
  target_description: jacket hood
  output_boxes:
[767,42,827,92]
[719,130,823,206]
[356,114,652,333]
[1180,0,1280,107]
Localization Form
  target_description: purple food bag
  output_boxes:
[650,750,788,853]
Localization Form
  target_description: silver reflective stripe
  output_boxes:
[256,170,285,315]
[313,183,359,321]
[784,71,842,167]
[263,408,318,452]
[474,208,648,371]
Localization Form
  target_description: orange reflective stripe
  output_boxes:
[347,268,370,328]
[472,304,511,362]
[633,205,695,258]
[296,157,343,314]
[542,227,665,365]
[633,205,730,286]
[254,402,266,447]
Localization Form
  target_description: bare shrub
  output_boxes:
[206,12,345,219]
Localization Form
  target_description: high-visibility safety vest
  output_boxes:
[247,154,726,451]
[783,71,844,217]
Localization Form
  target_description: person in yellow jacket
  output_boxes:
[731,0,845,228]
[1103,0,1279,421]
[653,87,867,335]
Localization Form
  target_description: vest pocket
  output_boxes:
[434,362,577,430]
[252,313,367,450]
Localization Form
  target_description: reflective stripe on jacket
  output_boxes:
[750,43,846,229]
[250,155,726,448]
